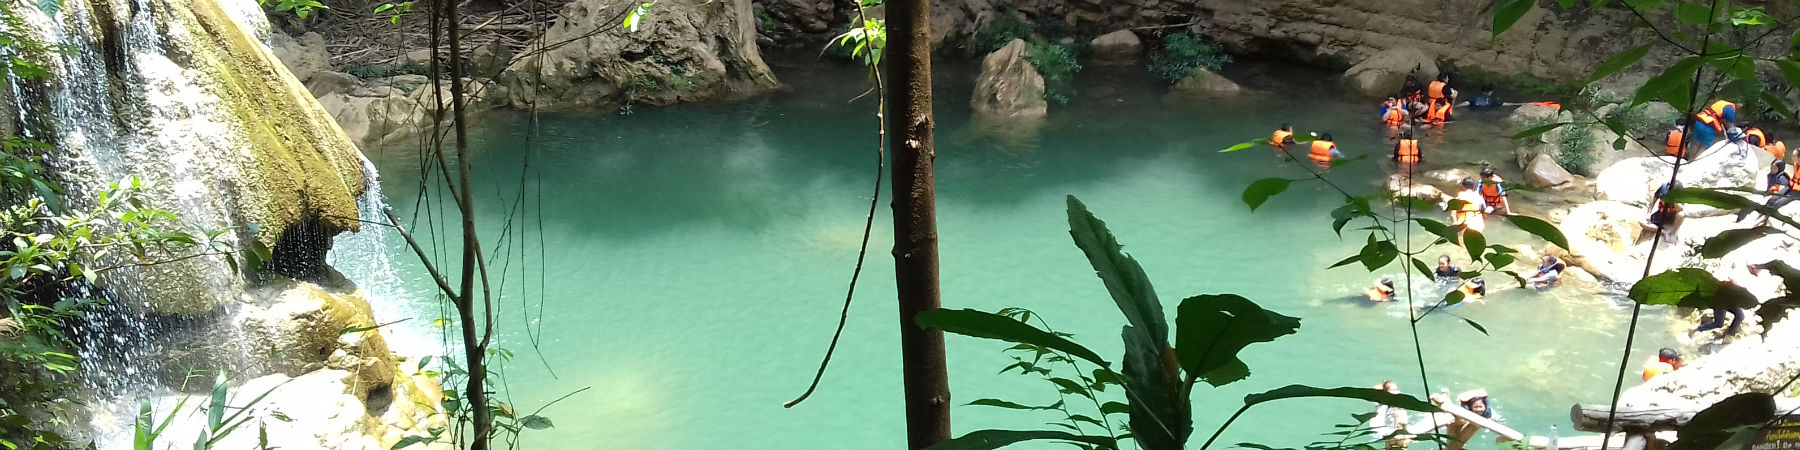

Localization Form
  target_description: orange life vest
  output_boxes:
[1767,140,1787,161]
[1747,128,1768,147]
[1383,107,1405,126]
[1479,180,1505,209]
[1458,281,1483,298]
[1696,113,1723,132]
[1791,165,1800,190]
[1452,190,1486,232]
[1272,129,1293,149]
[1656,199,1679,216]
[1395,139,1420,163]
[1427,102,1452,124]
[1643,361,1675,381]
[1525,101,1561,109]
[1708,100,1735,117]
[1428,80,1447,100]
[1310,140,1336,165]
[1665,130,1687,158]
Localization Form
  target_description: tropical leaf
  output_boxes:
[1503,215,1569,250]
[1173,294,1299,386]
[1670,393,1775,449]
[1700,227,1779,258]
[1628,268,1759,309]
[1589,44,1653,83]
[1492,0,1534,37]
[1242,178,1291,212]
[917,308,1110,368]
[1067,195,1169,345]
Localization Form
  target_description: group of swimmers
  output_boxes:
[1364,253,1564,303]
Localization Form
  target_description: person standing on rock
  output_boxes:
[1664,121,1692,160]
[1737,159,1795,226]
[1693,99,1737,147]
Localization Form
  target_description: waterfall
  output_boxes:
[328,152,438,359]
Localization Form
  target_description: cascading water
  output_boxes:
[328,153,438,358]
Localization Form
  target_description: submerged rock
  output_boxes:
[1339,47,1437,98]
[1089,29,1143,65]
[1168,68,1244,99]
[970,39,1048,122]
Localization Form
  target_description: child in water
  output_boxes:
[1526,255,1564,288]
[1434,255,1462,283]
[1367,278,1397,302]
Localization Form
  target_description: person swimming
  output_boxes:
[1368,278,1397,302]
[1525,255,1564,288]
[1458,277,1486,299]
[1434,255,1462,282]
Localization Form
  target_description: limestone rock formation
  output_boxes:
[317,77,508,148]
[499,0,780,111]
[13,0,367,315]
[1507,106,1649,175]
[270,31,330,83]
[1555,200,1661,282]
[1168,68,1243,99]
[143,367,449,450]
[1525,154,1574,188]
[971,39,1048,122]
[1596,145,1759,213]
[1340,47,1437,98]
[1090,29,1143,65]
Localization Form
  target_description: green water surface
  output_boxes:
[358,59,1676,449]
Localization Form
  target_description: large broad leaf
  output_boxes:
[1413,218,1459,242]
[1461,228,1486,262]
[1700,227,1779,258]
[1173,294,1300,386]
[1627,268,1759,309]
[1218,139,1262,153]
[926,430,1118,450]
[1756,296,1800,338]
[1068,195,1169,345]
[1670,393,1775,449]
[207,372,227,430]
[1634,57,1704,108]
[1674,1,1713,26]
[1244,385,1438,412]
[967,398,1064,410]
[1122,326,1190,450]
[1242,178,1291,212]
[917,308,1110,368]
[1664,188,1800,230]
[1777,61,1800,99]
[1589,45,1653,83]
[1504,215,1569,250]
[1491,0,1534,37]
[1357,234,1400,272]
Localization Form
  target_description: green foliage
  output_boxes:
[828,18,887,66]
[257,0,327,21]
[1553,121,1596,175]
[373,2,413,25]
[623,2,655,33]
[1670,393,1774,449]
[756,10,779,32]
[132,371,284,450]
[1025,42,1080,105]
[974,11,1033,54]
[0,3,53,81]
[1148,33,1231,84]
[1628,268,1758,309]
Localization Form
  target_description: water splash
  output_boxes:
[329,152,439,359]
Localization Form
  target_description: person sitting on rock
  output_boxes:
[1737,159,1795,226]
[1642,347,1683,380]
[1525,255,1565,288]
[1640,181,1684,244]
[1434,255,1462,283]
[1478,167,1512,215]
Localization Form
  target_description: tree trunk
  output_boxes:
[441,0,493,447]
[884,0,950,447]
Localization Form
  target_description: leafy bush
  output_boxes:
[974,10,1033,54]
[1025,41,1080,104]
[1148,33,1231,83]
[1556,123,1596,175]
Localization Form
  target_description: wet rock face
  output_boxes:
[1089,29,1142,65]
[498,0,781,111]
[1339,47,1437,98]
[970,39,1048,122]
[1525,154,1573,188]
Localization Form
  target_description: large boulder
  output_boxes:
[1340,47,1437,98]
[1556,200,1658,282]
[500,0,780,111]
[1167,68,1244,99]
[970,39,1048,122]
[1507,107,1647,176]
[269,31,330,83]
[236,279,397,396]
[1089,29,1143,65]
[318,77,508,148]
[306,71,362,98]
[1525,154,1574,188]
[1596,142,1760,211]
[1622,319,1800,410]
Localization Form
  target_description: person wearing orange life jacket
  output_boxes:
[1663,122,1691,160]
[1743,125,1768,148]
[1427,73,1457,115]
[1769,140,1789,162]
[1271,124,1296,150]
[1393,130,1421,167]
[1478,167,1511,215]
[1309,132,1343,168]
[1449,178,1493,233]
[1737,159,1796,226]
[1642,348,1683,381]
[1425,100,1453,126]
[1366,278,1397,302]
[1382,101,1407,128]
[1400,74,1425,104]
[1693,100,1737,147]
[1457,277,1486,300]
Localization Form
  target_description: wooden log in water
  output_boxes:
[1569,404,1697,433]
[1441,401,1526,441]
